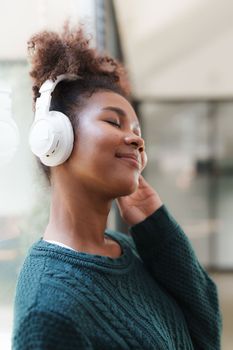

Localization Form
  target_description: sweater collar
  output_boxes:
[30,230,135,273]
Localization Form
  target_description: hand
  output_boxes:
[116,175,163,226]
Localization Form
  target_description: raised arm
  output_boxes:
[117,175,222,350]
[129,205,222,350]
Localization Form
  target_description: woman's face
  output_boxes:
[66,91,147,198]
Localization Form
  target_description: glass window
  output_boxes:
[140,101,233,268]
[0,62,50,350]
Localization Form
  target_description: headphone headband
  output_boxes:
[35,74,78,120]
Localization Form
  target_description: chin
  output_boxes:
[113,176,139,197]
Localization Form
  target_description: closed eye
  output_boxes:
[106,120,121,128]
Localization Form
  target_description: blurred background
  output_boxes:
[0,0,233,348]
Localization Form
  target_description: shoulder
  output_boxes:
[14,241,88,320]
[14,241,47,309]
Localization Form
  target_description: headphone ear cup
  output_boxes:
[29,111,74,167]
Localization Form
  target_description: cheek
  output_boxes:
[72,127,120,166]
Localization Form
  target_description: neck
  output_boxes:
[43,179,113,252]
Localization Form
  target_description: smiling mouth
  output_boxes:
[115,153,141,170]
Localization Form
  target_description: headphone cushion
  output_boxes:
[29,111,74,166]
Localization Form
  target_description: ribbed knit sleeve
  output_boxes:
[13,309,93,350]
[129,205,222,350]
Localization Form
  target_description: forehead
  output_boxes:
[82,91,140,125]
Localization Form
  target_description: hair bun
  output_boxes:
[27,23,131,104]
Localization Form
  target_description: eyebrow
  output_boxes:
[102,106,126,117]
[102,106,140,128]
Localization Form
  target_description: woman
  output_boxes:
[12,25,222,349]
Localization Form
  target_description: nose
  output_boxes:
[124,134,145,153]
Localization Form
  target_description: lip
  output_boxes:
[115,153,141,170]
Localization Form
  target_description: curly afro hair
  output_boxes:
[27,23,131,184]
[28,23,131,105]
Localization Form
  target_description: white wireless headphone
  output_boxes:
[0,88,20,165]
[29,74,78,167]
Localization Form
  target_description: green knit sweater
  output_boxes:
[12,206,222,349]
